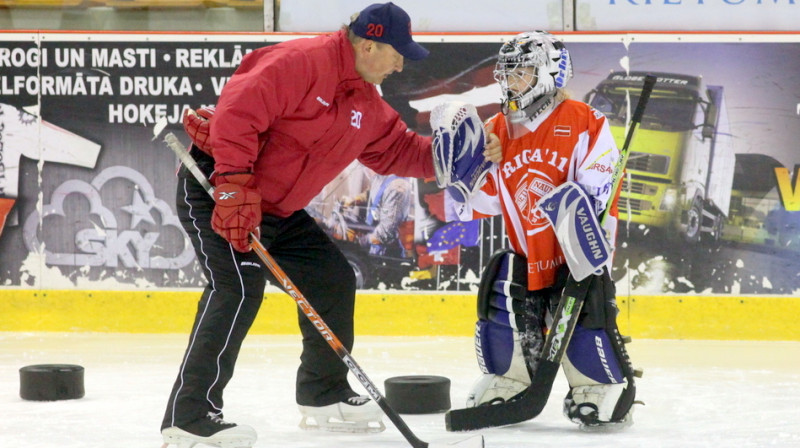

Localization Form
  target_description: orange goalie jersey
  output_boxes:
[455,99,621,290]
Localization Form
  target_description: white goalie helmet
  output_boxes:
[494,31,573,123]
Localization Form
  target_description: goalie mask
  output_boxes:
[494,31,573,125]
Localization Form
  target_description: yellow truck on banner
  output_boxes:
[585,71,735,245]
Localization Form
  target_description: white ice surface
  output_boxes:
[2,332,799,448]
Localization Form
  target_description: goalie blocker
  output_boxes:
[468,249,637,429]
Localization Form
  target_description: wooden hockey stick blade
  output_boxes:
[445,276,591,431]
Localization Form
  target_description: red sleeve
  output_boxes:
[211,47,312,174]
[357,100,434,179]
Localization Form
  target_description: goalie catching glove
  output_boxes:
[431,101,492,203]
[211,172,262,253]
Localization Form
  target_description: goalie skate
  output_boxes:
[298,395,385,433]
[577,410,634,433]
[160,412,256,448]
[564,383,635,433]
[466,373,530,407]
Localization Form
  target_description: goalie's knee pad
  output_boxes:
[561,268,637,427]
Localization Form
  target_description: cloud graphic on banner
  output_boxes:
[122,189,158,228]
[426,220,481,251]
[23,166,194,270]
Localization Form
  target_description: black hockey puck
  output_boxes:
[384,375,451,414]
[19,364,85,401]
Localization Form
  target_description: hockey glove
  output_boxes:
[211,173,262,253]
[183,105,215,157]
[537,181,611,281]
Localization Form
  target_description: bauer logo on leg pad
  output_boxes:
[538,182,611,281]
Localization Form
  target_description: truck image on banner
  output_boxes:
[584,71,736,245]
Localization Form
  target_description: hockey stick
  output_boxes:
[163,134,484,448]
[600,74,657,226]
[445,74,657,432]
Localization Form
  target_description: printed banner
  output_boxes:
[1,32,799,296]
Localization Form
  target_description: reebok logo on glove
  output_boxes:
[218,191,238,201]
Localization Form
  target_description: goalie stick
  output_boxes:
[163,133,484,448]
[445,74,657,432]
[600,74,657,226]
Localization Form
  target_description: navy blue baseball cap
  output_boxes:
[350,2,429,60]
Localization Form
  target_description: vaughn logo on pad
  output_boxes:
[537,181,611,281]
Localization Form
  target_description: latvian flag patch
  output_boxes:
[554,125,571,137]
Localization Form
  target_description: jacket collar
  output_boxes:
[334,29,371,92]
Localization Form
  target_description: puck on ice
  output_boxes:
[19,364,85,401]
[384,375,451,414]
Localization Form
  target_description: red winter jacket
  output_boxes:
[210,30,434,218]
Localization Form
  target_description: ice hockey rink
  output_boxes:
[2,332,798,448]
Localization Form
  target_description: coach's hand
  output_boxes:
[211,173,261,252]
[183,105,216,156]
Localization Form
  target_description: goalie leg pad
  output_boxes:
[468,320,531,407]
[470,249,552,407]
[475,249,530,376]
[562,268,637,426]
[562,327,635,428]
[474,320,529,380]
[563,326,624,385]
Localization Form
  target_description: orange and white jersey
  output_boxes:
[455,99,620,290]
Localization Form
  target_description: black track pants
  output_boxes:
[162,149,357,430]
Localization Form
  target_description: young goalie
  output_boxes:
[432,31,638,430]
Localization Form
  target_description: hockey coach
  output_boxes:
[158,3,476,448]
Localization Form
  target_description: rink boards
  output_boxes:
[0,289,797,341]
